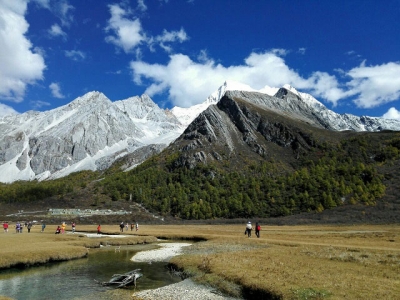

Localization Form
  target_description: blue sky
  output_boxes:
[1,0,400,120]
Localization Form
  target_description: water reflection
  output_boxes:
[0,245,182,300]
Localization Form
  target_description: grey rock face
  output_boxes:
[0,91,184,182]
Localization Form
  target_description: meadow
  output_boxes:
[0,223,399,299]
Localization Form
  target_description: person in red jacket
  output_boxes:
[3,221,9,233]
[97,224,101,235]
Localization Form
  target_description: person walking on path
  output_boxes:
[255,222,261,238]
[71,222,76,233]
[27,222,32,233]
[61,222,66,234]
[119,222,124,232]
[136,222,139,231]
[41,221,46,232]
[131,223,134,231]
[16,222,21,233]
[3,221,8,233]
[245,221,253,237]
[97,224,101,235]
[55,226,61,234]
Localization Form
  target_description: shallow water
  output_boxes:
[0,245,182,300]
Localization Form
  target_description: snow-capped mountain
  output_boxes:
[0,92,184,183]
[1,81,399,183]
[170,80,279,126]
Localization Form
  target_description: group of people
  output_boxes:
[119,221,139,232]
[55,221,73,234]
[3,221,35,233]
[244,221,261,238]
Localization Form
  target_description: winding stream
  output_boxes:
[0,245,182,300]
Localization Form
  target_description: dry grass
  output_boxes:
[137,224,400,299]
[1,224,399,299]
[0,224,156,269]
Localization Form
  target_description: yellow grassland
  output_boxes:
[0,223,399,299]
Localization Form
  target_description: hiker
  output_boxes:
[27,222,32,233]
[97,224,101,235]
[245,221,253,237]
[15,222,21,233]
[131,223,134,231]
[71,222,76,233]
[119,222,124,232]
[255,222,261,238]
[61,222,66,234]
[55,226,61,234]
[41,221,46,232]
[136,222,139,231]
[3,221,8,233]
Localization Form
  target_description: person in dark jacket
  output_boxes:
[255,222,261,238]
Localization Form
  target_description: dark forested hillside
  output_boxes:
[1,93,400,223]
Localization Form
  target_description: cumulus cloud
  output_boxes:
[0,103,19,117]
[105,3,188,55]
[48,23,67,40]
[0,0,46,102]
[65,50,86,61]
[382,107,400,120]
[49,82,65,98]
[346,61,400,108]
[151,28,188,53]
[130,48,400,110]
[105,4,145,53]
[130,50,349,107]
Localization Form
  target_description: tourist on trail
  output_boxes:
[61,222,66,234]
[245,221,253,237]
[255,222,261,238]
[131,223,134,231]
[3,221,8,233]
[125,223,129,231]
[136,222,139,231]
[16,222,21,233]
[120,222,124,232]
[41,221,46,232]
[71,222,76,233]
[27,222,32,233]
[55,226,61,234]
[97,224,101,235]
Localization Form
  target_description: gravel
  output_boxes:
[130,242,242,300]
[131,242,192,262]
[133,278,240,300]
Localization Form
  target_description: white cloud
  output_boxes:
[0,0,46,102]
[48,23,67,40]
[105,4,145,53]
[130,50,349,107]
[152,28,188,53]
[382,107,400,120]
[137,0,147,11]
[31,0,51,9]
[53,0,74,27]
[49,82,65,98]
[30,100,51,110]
[130,48,400,110]
[346,61,400,108]
[298,47,306,55]
[65,50,86,61]
[0,103,19,117]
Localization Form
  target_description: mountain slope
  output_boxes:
[0,92,184,183]
[94,91,398,220]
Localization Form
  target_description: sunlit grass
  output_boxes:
[1,223,399,299]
